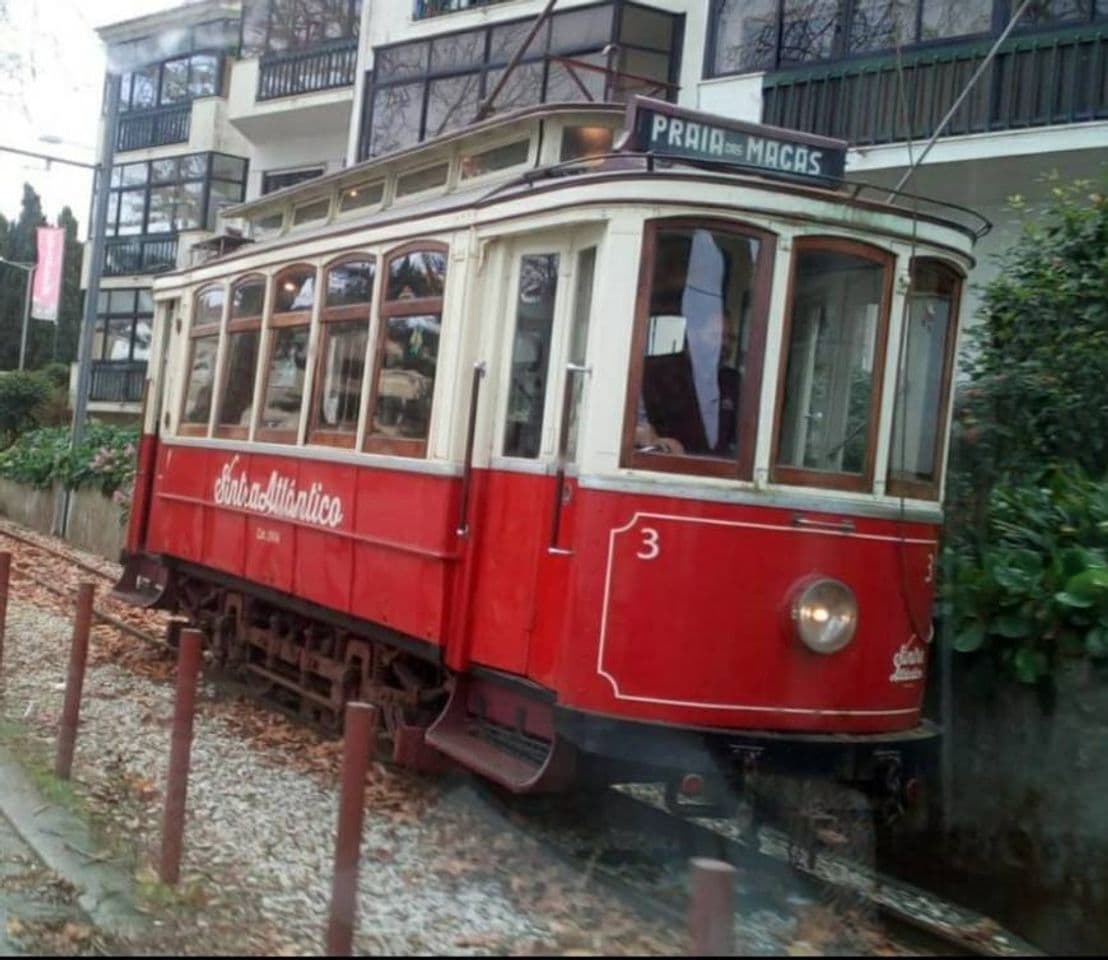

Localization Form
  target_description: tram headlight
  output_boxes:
[791,578,858,654]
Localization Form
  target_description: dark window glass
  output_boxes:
[275,268,316,313]
[1016,0,1092,25]
[376,41,429,81]
[108,289,137,314]
[189,55,220,98]
[316,320,367,434]
[430,29,486,73]
[460,139,530,179]
[132,318,153,361]
[776,248,887,477]
[151,158,179,183]
[218,330,262,427]
[119,72,133,112]
[137,289,155,313]
[260,325,311,434]
[209,179,245,226]
[146,186,175,233]
[196,286,224,326]
[396,162,449,197]
[920,0,993,39]
[620,5,675,51]
[489,19,549,65]
[327,259,375,306]
[547,52,609,102]
[183,335,219,425]
[262,167,325,194]
[175,181,205,230]
[425,73,483,138]
[561,125,614,161]
[117,191,145,235]
[160,58,189,104]
[636,228,762,462]
[181,153,209,179]
[550,6,613,53]
[338,180,384,211]
[849,0,917,52]
[371,313,440,440]
[387,249,447,300]
[118,163,148,187]
[484,60,545,111]
[232,279,266,318]
[104,317,134,360]
[780,0,839,64]
[504,253,560,459]
[213,155,247,181]
[293,198,331,225]
[131,65,159,109]
[370,83,424,156]
[713,0,780,73]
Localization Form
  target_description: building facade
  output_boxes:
[86,0,1107,412]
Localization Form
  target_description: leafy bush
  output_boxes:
[0,424,137,501]
[0,371,52,444]
[939,468,1108,685]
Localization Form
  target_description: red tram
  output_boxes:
[116,98,986,810]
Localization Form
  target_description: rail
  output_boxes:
[116,103,192,152]
[549,363,590,555]
[103,237,179,276]
[257,38,359,101]
[456,361,486,537]
[762,25,1108,146]
[89,360,147,404]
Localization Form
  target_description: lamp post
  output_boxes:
[0,257,37,370]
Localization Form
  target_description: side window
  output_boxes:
[364,243,448,456]
[309,256,376,447]
[180,284,223,434]
[773,239,893,490]
[503,253,560,459]
[258,265,316,443]
[566,246,596,463]
[888,259,961,499]
[624,220,774,479]
[215,275,266,438]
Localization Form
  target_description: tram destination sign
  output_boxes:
[625,98,847,184]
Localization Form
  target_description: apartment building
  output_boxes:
[86,0,1107,412]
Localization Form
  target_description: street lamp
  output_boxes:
[0,255,38,371]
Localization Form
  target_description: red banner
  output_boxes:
[31,226,65,322]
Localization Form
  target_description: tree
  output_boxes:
[0,183,46,370]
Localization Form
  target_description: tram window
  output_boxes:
[216,277,266,438]
[293,198,330,226]
[273,266,316,314]
[260,267,316,442]
[251,212,284,239]
[310,257,377,447]
[365,244,448,455]
[561,125,614,163]
[180,285,224,434]
[888,260,960,498]
[338,180,384,213]
[504,253,560,459]
[396,163,449,198]
[460,140,530,180]
[625,221,773,480]
[566,247,597,463]
[773,240,892,490]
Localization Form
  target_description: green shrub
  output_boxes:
[0,423,137,499]
[0,371,51,444]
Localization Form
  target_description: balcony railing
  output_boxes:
[414,0,512,18]
[762,26,1108,147]
[89,361,146,404]
[115,103,192,152]
[257,38,358,101]
[103,237,179,276]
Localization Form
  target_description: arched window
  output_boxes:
[363,241,448,457]
[887,258,962,499]
[180,284,224,435]
[772,237,894,491]
[309,255,376,447]
[257,264,317,443]
[215,275,266,439]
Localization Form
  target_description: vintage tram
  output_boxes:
[115,97,986,810]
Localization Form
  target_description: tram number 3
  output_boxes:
[637,527,661,560]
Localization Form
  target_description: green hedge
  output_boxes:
[0,424,137,500]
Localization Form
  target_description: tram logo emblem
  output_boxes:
[889,638,926,684]
[213,456,344,529]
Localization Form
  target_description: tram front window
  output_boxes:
[628,223,770,478]
[774,241,891,488]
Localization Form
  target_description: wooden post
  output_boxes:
[55,582,94,780]
[689,857,736,956]
[0,551,10,676]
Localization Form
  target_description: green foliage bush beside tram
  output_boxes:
[0,423,137,501]
[940,178,1108,686]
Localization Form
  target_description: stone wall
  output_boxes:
[0,479,125,561]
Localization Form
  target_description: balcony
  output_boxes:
[414,0,512,18]
[761,25,1108,148]
[257,38,359,101]
[89,360,146,404]
[104,237,179,276]
[115,103,192,152]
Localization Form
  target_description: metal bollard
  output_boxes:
[326,701,377,956]
[55,582,94,780]
[0,551,10,676]
[159,627,203,886]
[689,857,737,956]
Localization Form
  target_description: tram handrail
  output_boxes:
[457,361,487,537]
[549,363,591,556]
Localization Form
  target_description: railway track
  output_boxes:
[0,521,1043,956]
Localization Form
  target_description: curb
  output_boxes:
[0,741,149,942]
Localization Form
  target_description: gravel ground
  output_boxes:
[0,593,697,955]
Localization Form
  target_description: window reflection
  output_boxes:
[183,336,218,425]
[316,321,367,434]
[260,326,310,433]
[275,268,316,312]
[504,254,559,459]
[372,314,441,439]
[387,249,446,299]
[218,331,261,428]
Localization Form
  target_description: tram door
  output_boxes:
[466,231,599,684]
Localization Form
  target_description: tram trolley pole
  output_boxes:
[0,551,10,676]
[326,701,378,956]
[55,582,94,780]
[688,857,737,956]
[159,627,203,886]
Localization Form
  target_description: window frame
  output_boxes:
[256,264,318,444]
[886,256,963,501]
[179,283,226,437]
[620,217,777,481]
[769,235,896,493]
[308,252,379,448]
[214,274,268,440]
[362,239,449,458]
